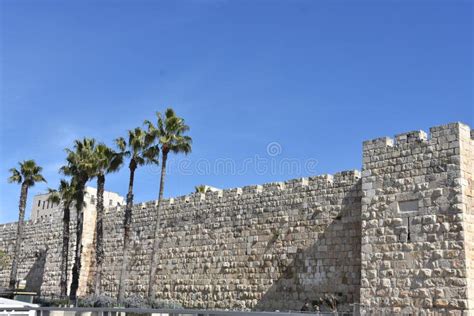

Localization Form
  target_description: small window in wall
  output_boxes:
[42,201,46,210]
[109,199,113,206]
[38,200,41,207]
[398,200,418,213]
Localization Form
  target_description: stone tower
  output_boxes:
[360,122,474,314]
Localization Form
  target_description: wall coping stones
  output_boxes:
[363,122,472,151]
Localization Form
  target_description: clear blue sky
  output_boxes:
[0,0,472,223]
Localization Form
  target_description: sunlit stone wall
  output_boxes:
[360,122,474,315]
[0,216,76,296]
[0,122,472,313]
[99,171,362,310]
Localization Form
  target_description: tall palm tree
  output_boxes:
[90,144,123,295]
[7,160,46,289]
[115,128,159,303]
[60,138,97,301]
[145,108,192,301]
[47,179,77,297]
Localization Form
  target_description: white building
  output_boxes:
[0,297,38,316]
[30,186,125,221]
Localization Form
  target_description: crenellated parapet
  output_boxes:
[363,122,471,151]
[110,169,362,216]
[0,121,472,313]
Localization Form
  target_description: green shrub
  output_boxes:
[123,294,149,308]
[78,294,116,307]
[34,297,70,307]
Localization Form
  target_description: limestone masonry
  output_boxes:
[0,122,472,314]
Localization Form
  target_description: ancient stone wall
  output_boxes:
[0,121,472,313]
[461,125,474,311]
[360,122,473,314]
[0,216,76,296]
[99,171,362,311]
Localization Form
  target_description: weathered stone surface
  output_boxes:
[97,170,362,311]
[0,121,472,313]
[0,216,77,295]
[360,122,474,315]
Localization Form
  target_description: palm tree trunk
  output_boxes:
[147,151,168,301]
[94,174,105,295]
[8,183,28,289]
[117,161,136,303]
[59,204,70,297]
[69,181,86,302]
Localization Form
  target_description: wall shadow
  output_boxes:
[25,247,48,295]
[254,184,361,312]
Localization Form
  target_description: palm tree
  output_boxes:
[90,144,123,295]
[7,160,46,289]
[60,138,97,301]
[195,185,207,193]
[47,179,77,297]
[145,108,192,301]
[115,128,159,303]
[0,250,9,270]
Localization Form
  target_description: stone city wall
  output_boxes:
[0,122,472,313]
[0,216,77,296]
[98,171,361,310]
[360,122,474,314]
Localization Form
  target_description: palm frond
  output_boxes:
[32,174,47,185]
[143,145,160,165]
[115,137,127,153]
[7,168,22,184]
[152,107,192,156]
[195,185,207,193]
[9,160,46,187]
[47,189,61,204]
